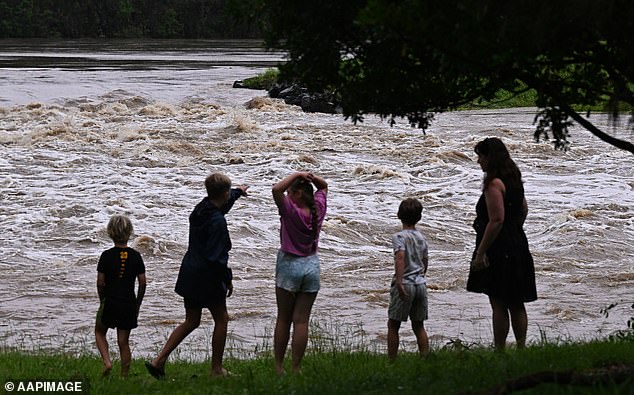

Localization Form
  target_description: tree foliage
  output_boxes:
[245,0,634,153]
[0,0,259,38]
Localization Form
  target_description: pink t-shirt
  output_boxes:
[278,189,327,256]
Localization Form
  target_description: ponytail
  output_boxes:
[307,194,318,246]
[290,178,319,250]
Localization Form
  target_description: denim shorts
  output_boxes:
[275,250,320,293]
[388,283,428,322]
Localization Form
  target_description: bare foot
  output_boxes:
[102,364,112,377]
[210,367,230,377]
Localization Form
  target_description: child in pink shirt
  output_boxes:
[272,171,328,375]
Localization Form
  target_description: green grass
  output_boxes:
[242,69,632,114]
[461,88,541,110]
[241,68,280,90]
[1,340,633,394]
[460,88,629,113]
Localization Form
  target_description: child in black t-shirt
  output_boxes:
[95,215,146,377]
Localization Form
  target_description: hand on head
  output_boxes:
[296,171,312,182]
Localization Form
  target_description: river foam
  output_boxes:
[1,41,633,359]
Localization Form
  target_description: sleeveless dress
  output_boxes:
[466,181,537,302]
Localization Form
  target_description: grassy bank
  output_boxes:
[1,340,633,394]
[241,69,280,90]
[241,69,627,113]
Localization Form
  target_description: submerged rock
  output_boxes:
[271,83,342,114]
[235,80,341,114]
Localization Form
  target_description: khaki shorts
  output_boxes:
[388,283,428,322]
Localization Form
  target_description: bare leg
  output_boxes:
[95,321,112,376]
[411,320,429,357]
[151,307,202,370]
[509,302,528,348]
[116,329,132,377]
[274,287,294,375]
[387,319,401,361]
[290,292,317,373]
[208,303,229,376]
[489,297,510,350]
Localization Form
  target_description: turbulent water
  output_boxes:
[1,40,633,360]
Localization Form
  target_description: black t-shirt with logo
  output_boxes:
[97,247,145,303]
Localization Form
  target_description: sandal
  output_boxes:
[145,361,165,379]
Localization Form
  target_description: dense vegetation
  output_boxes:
[0,0,258,38]
[243,0,634,153]
[241,69,280,90]
[1,340,633,394]
[4,1,633,153]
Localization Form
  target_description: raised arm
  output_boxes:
[308,173,328,193]
[272,172,310,208]
[220,186,250,214]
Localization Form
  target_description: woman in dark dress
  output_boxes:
[467,137,537,349]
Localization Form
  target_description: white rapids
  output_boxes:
[0,40,632,360]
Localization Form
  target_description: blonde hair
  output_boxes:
[107,215,133,244]
[205,173,232,199]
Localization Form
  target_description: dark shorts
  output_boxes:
[97,299,138,330]
[184,297,226,310]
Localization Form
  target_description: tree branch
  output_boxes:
[560,104,634,155]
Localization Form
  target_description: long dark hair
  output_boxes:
[290,178,319,244]
[474,137,523,191]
